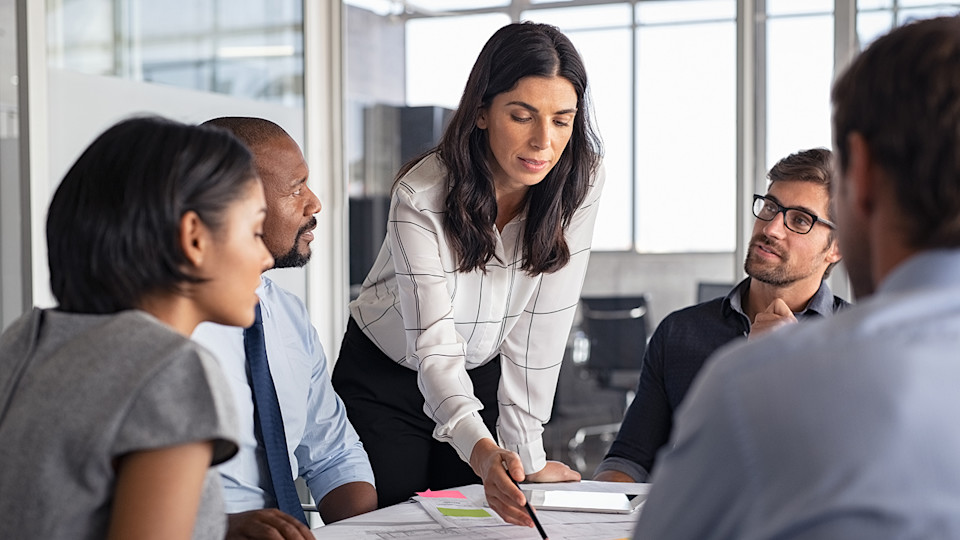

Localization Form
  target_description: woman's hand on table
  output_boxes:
[525,460,581,483]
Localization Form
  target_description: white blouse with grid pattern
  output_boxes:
[349,152,604,473]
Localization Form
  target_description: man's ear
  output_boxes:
[825,236,842,265]
[845,132,876,220]
[180,210,208,268]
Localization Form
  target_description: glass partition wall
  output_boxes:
[12,0,318,326]
[1,0,24,331]
[343,0,959,260]
[343,0,959,301]
[45,0,304,105]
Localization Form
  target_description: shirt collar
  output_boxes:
[255,275,270,319]
[877,249,960,296]
[721,276,836,318]
[800,278,837,316]
[721,278,751,318]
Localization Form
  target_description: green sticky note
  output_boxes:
[437,506,492,518]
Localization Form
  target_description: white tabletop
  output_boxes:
[312,480,650,540]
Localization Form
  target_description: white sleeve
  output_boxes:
[388,183,495,462]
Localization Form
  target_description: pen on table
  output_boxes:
[503,462,549,540]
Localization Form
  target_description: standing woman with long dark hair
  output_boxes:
[333,21,604,527]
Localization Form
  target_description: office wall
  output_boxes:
[0,139,23,330]
[0,0,22,332]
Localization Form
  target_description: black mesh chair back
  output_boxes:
[579,295,649,388]
[564,295,650,472]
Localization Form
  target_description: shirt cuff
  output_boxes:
[448,416,547,475]
[305,463,377,504]
[448,414,496,465]
[506,437,547,475]
[593,456,650,483]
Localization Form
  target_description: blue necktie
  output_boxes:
[243,304,308,525]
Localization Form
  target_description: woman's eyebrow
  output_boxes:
[505,100,577,115]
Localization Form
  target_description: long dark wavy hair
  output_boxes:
[396,21,603,275]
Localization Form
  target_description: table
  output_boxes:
[311,480,650,540]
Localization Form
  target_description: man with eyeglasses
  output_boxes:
[594,148,847,484]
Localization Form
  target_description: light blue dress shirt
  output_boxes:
[635,250,960,539]
[193,275,374,513]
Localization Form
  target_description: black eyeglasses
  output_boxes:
[752,194,836,234]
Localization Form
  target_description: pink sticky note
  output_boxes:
[416,489,467,499]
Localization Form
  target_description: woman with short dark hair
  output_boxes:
[0,116,274,539]
[333,21,605,527]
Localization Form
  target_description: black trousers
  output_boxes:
[332,317,501,508]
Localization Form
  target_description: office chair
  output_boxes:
[697,281,734,303]
[567,295,649,473]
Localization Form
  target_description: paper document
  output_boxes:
[328,521,635,539]
[414,494,506,528]
[312,482,648,539]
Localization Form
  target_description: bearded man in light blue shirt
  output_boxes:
[193,117,376,539]
[635,16,960,540]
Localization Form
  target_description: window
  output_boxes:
[765,5,834,173]
[634,1,736,252]
[525,4,634,251]
[405,14,511,109]
[46,0,304,105]
[342,0,960,261]
[857,1,960,48]
[346,0,736,255]
[529,1,737,253]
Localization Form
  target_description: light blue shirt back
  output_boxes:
[635,250,960,539]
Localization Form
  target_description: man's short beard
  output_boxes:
[744,258,794,287]
[744,233,792,286]
[273,246,311,269]
[272,218,316,269]
[743,231,833,287]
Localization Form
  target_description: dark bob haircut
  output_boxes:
[46,115,257,314]
[399,21,603,275]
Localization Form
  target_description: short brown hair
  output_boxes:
[832,16,960,249]
[767,147,834,220]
